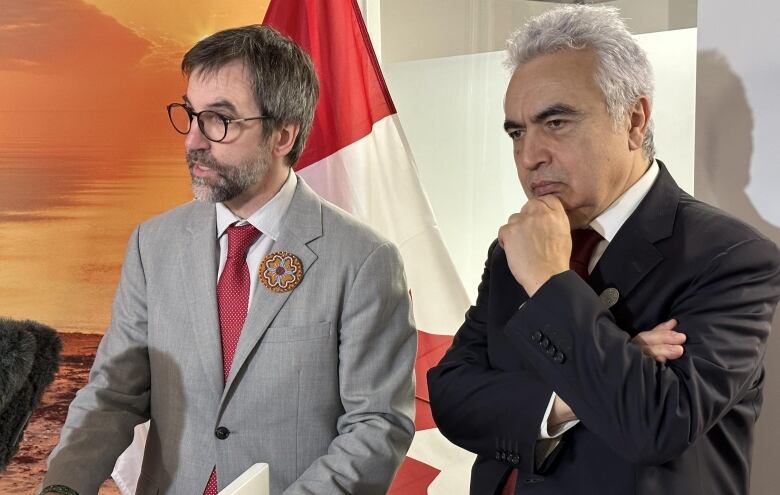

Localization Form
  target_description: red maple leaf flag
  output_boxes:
[263,0,468,336]
[263,1,474,493]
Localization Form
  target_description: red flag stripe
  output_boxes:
[264,0,396,170]
[415,397,438,431]
[415,330,454,403]
[387,456,441,495]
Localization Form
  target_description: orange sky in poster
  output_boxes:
[0,0,271,139]
[0,1,272,333]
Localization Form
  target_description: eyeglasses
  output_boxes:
[166,103,273,143]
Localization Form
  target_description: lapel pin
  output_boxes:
[260,251,304,293]
[599,287,620,308]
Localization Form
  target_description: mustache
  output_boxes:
[187,149,225,173]
[529,175,565,183]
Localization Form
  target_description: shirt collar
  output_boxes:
[589,160,659,242]
[216,170,298,241]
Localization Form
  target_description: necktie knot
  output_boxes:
[570,228,603,279]
[225,223,261,259]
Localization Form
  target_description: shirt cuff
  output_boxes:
[539,392,580,439]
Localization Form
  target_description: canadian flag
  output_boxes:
[113,1,474,493]
[263,1,475,492]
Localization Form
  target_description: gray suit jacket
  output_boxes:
[44,178,417,495]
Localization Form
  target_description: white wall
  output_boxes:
[379,0,694,63]
[696,2,780,493]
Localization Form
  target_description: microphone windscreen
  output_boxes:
[0,319,37,411]
[0,318,62,471]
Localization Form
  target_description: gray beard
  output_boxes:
[186,148,270,203]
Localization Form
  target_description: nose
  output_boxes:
[515,128,550,171]
[185,118,210,151]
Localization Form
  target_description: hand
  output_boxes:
[631,318,686,363]
[498,195,571,296]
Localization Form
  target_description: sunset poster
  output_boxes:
[0,1,270,491]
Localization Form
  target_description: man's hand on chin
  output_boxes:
[498,194,572,296]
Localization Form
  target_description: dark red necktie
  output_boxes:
[501,228,603,495]
[569,228,603,279]
[203,223,261,495]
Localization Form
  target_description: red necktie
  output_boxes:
[569,228,603,279]
[501,228,603,495]
[203,223,261,495]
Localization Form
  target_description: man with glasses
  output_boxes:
[40,25,416,495]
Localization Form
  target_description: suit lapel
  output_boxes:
[588,161,680,321]
[178,203,224,400]
[220,178,323,405]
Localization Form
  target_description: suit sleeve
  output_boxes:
[427,241,557,476]
[505,237,780,464]
[284,242,416,495]
[42,226,151,495]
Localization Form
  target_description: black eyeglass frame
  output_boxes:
[166,102,274,143]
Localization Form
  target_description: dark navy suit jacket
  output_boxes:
[428,162,780,495]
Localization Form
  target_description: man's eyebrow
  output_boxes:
[180,95,238,114]
[531,104,582,123]
[503,119,524,132]
[207,99,239,113]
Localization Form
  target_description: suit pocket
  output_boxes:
[263,322,332,342]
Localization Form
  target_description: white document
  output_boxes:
[218,463,270,495]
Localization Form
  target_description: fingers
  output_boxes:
[632,318,686,363]
[632,319,685,345]
[519,197,564,216]
[633,329,686,347]
[535,194,565,212]
[498,211,530,249]
[639,343,685,363]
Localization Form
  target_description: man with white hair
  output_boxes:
[428,6,780,495]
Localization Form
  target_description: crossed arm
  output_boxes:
[548,318,686,430]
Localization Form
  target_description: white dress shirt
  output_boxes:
[215,170,298,306]
[539,161,660,440]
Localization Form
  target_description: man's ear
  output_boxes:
[272,123,300,159]
[627,96,651,152]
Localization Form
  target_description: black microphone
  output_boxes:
[0,317,62,470]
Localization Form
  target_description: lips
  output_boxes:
[531,180,563,196]
[186,150,220,178]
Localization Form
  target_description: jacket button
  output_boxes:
[531,330,542,342]
[546,345,557,357]
[215,426,230,440]
[554,351,566,364]
[509,454,520,465]
[540,337,550,349]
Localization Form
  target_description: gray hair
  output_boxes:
[506,6,655,161]
[182,25,319,166]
